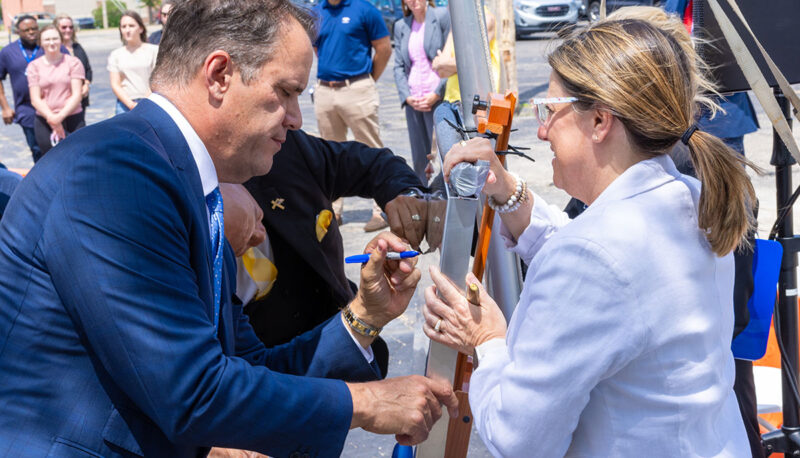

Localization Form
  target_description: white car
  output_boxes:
[514,0,581,37]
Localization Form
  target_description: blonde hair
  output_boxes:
[54,14,78,43]
[605,6,719,115]
[549,18,755,256]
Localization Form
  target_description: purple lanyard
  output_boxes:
[18,41,39,64]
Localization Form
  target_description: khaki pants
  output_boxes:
[314,76,383,217]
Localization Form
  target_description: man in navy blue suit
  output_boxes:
[0,1,456,456]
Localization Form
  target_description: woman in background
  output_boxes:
[55,14,92,119]
[392,0,450,184]
[27,25,85,159]
[107,11,157,114]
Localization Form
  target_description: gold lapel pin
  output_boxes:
[270,198,285,210]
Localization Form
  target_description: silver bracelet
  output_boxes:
[487,173,528,213]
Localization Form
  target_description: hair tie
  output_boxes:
[680,124,699,145]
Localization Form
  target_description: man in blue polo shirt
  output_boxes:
[0,16,45,162]
[314,0,392,231]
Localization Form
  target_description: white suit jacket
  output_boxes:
[471,155,749,457]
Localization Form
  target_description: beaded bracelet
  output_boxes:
[487,173,529,213]
[342,305,382,337]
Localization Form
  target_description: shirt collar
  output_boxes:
[148,93,219,197]
[589,154,682,210]
[18,39,37,50]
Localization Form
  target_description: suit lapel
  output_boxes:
[130,100,217,322]
[133,100,211,255]
[401,16,413,70]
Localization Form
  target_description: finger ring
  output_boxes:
[459,140,467,147]
[434,319,442,333]
[411,214,421,221]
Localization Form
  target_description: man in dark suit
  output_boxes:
[239,130,427,349]
[0,1,456,456]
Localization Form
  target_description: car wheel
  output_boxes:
[588,0,600,22]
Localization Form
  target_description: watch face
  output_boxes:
[401,187,426,198]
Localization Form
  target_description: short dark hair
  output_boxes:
[119,10,148,44]
[150,0,318,88]
[161,0,176,11]
[15,15,37,28]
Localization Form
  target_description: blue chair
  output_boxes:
[732,239,783,361]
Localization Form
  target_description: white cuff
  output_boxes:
[345,322,375,363]
[474,338,507,367]
[500,192,569,265]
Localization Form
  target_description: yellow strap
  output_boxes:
[241,247,277,300]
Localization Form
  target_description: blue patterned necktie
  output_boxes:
[206,187,224,334]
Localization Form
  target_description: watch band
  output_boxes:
[342,306,382,338]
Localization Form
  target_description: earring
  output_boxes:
[592,134,598,141]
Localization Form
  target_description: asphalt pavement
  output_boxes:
[1,26,800,457]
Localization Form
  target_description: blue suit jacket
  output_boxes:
[0,100,382,457]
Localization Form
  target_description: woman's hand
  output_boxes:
[46,111,65,124]
[423,267,506,355]
[417,93,441,112]
[46,116,66,140]
[406,96,420,111]
[443,137,516,200]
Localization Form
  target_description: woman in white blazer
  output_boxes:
[423,18,755,457]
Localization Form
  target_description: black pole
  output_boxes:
[762,91,800,456]
[774,92,799,427]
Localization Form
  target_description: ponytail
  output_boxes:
[686,130,756,256]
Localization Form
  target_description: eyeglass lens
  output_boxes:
[536,103,549,126]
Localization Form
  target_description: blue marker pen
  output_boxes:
[345,250,421,264]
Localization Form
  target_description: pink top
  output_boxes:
[26,54,85,116]
[407,20,440,99]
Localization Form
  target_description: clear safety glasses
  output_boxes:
[530,97,579,127]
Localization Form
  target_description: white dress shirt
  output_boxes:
[471,155,749,457]
[148,94,373,362]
